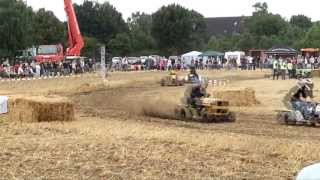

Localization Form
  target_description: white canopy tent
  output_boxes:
[181,51,202,65]
[224,51,245,66]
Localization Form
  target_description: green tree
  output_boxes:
[82,36,100,58]
[127,12,156,55]
[32,8,66,45]
[252,2,268,16]
[152,4,206,55]
[74,1,128,45]
[237,33,256,50]
[108,33,132,56]
[247,14,288,36]
[301,23,320,48]
[244,2,289,49]
[128,12,153,35]
[290,15,313,30]
[206,36,221,51]
[281,25,306,49]
[0,0,33,57]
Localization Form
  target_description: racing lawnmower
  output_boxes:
[175,97,236,123]
[160,71,185,86]
[277,101,320,126]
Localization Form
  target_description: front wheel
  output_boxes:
[277,112,290,124]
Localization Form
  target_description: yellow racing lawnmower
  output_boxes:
[160,71,185,86]
[174,97,236,123]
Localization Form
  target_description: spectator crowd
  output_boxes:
[270,55,319,80]
[0,59,96,78]
[110,55,320,80]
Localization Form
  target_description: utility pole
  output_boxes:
[100,45,106,79]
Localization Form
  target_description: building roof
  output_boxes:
[205,16,248,36]
[266,46,297,55]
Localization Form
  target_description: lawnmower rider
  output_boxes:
[182,81,209,118]
[187,66,200,83]
[283,78,314,121]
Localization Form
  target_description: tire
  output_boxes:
[228,112,236,122]
[180,110,186,119]
[277,112,289,124]
[161,79,165,86]
[311,122,317,127]
[201,113,210,123]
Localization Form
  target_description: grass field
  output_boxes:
[1,70,320,179]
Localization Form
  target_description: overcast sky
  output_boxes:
[27,0,320,22]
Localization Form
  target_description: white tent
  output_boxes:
[181,51,202,65]
[224,51,245,66]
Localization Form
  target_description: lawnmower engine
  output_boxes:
[277,102,320,126]
[199,98,236,122]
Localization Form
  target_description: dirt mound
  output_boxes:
[9,96,75,122]
[212,88,260,106]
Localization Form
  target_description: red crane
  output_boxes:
[64,0,84,57]
[35,0,84,63]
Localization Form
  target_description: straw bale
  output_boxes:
[312,69,320,77]
[212,88,260,106]
[9,96,75,122]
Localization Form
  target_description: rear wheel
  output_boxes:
[201,113,210,123]
[161,79,165,86]
[311,122,317,127]
[227,112,236,122]
[180,110,186,119]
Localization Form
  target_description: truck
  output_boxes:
[35,0,84,63]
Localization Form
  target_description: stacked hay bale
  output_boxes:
[212,88,260,106]
[9,96,75,122]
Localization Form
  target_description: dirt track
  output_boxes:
[1,70,320,179]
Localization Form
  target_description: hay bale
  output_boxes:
[212,88,260,106]
[312,70,320,77]
[9,96,75,122]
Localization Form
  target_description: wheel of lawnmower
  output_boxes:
[277,112,289,124]
[201,113,210,123]
[161,80,165,86]
[228,112,236,122]
[179,109,188,120]
[310,121,317,127]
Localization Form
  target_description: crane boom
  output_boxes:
[64,0,84,57]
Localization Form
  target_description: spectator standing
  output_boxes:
[310,56,315,69]
[280,59,287,80]
[287,60,293,79]
[272,58,279,80]
[248,56,253,70]
[167,59,172,71]
[18,65,24,77]
[35,63,41,77]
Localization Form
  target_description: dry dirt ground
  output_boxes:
[1,70,320,179]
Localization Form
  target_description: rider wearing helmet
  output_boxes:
[183,80,209,107]
[283,78,314,121]
[187,66,200,83]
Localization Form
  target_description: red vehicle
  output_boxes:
[35,0,84,63]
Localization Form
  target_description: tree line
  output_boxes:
[0,0,319,59]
